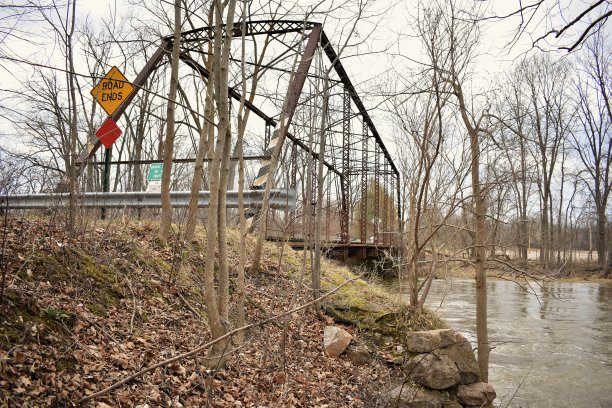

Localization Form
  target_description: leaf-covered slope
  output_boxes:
[1,217,399,407]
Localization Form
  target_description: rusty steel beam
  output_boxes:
[319,31,399,180]
[360,119,369,257]
[396,173,402,233]
[178,51,342,178]
[340,89,350,247]
[251,25,322,189]
[174,20,321,47]
[290,143,298,188]
[383,167,388,245]
[374,144,380,246]
[265,123,271,150]
[360,120,368,246]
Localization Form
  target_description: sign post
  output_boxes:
[91,66,134,219]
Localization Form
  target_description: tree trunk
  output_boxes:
[235,8,247,341]
[604,222,611,278]
[65,0,78,236]
[312,74,329,316]
[202,0,237,366]
[453,78,489,382]
[470,130,489,383]
[184,8,214,242]
[160,0,182,238]
[596,204,606,266]
[217,125,233,320]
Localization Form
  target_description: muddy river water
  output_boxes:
[418,279,612,407]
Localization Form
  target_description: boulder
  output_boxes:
[408,353,461,390]
[457,382,496,406]
[405,330,480,385]
[323,325,352,358]
[383,384,445,408]
[345,343,371,365]
[438,337,480,384]
[404,329,458,353]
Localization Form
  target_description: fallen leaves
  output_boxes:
[1,218,394,407]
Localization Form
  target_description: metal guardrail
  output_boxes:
[0,189,296,211]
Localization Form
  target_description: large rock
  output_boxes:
[408,353,461,390]
[438,336,480,384]
[383,384,445,408]
[323,325,352,358]
[404,329,458,353]
[345,343,371,365]
[405,330,480,385]
[457,382,496,406]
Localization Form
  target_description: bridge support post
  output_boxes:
[340,88,351,261]
[290,142,297,238]
[383,165,388,246]
[374,145,380,246]
[360,119,368,258]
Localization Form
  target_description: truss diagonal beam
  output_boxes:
[319,31,399,179]
[178,52,341,178]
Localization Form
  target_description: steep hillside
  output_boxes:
[0,217,442,407]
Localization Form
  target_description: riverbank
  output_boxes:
[422,278,612,407]
[435,259,612,283]
[0,217,451,407]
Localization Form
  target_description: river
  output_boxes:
[419,279,612,408]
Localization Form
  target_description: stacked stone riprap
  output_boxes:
[383,329,496,408]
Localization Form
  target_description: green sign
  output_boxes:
[147,163,163,181]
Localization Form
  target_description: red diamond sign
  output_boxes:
[95,118,122,148]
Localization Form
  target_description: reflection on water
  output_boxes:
[417,279,612,408]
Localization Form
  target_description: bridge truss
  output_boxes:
[79,20,401,259]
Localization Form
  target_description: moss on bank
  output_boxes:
[316,259,447,344]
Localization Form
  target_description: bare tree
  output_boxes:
[493,71,536,261]
[387,69,466,307]
[481,1,611,52]
[571,31,611,273]
[160,0,182,238]
[199,0,238,366]
[420,1,492,382]
[520,54,573,267]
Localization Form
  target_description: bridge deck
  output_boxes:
[268,237,396,260]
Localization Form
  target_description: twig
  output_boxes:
[176,290,203,320]
[78,278,356,404]
[488,257,547,281]
[503,364,533,408]
[126,279,136,336]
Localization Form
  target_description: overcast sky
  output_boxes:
[0,0,608,149]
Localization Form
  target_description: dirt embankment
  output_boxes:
[0,217,443,407]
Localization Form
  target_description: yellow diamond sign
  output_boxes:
[90,66,135,117]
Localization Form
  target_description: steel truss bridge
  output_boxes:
[78,20,401,260]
